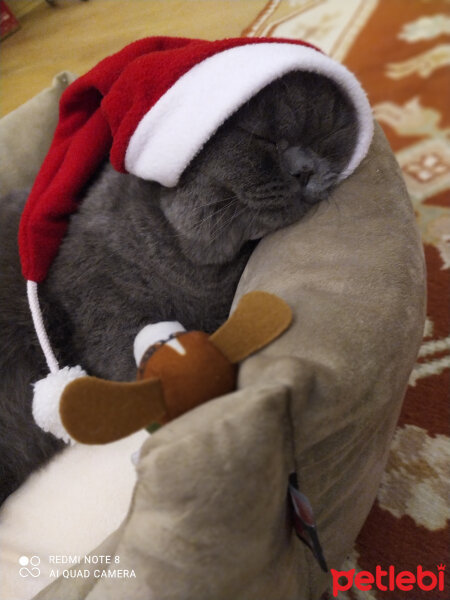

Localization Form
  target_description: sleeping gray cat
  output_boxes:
[0,71,357,504]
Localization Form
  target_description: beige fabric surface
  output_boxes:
[235,122,427,598]
[0,71,76,196]
[31,122,426,600]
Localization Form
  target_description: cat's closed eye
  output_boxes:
[237,126,276,146]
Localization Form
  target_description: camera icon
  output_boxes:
[19,555,41,578]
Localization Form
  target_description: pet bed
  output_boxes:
[0,73,425,600]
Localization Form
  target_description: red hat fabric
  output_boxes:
[19,36,373,284]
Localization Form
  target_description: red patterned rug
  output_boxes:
[244,2,449,598]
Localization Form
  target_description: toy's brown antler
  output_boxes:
[60,377,165,444]
[210,291,293,362]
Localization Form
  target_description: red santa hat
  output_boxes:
[19,36,373,441]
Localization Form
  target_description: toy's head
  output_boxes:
[137,330,237,423]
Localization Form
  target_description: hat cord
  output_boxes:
[27,281,59,374]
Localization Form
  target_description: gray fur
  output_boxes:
[0,71,357,503]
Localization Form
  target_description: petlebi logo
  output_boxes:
[331,563,446,596]
[18,555,41,578]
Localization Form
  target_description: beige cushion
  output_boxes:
[32,123,426,600]
[0,71,76,196]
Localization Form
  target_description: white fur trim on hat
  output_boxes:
[125,43,374,187]
[32,366,87,444]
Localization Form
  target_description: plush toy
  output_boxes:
[59,291,292,444]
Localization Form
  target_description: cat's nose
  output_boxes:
[281,146,314,184]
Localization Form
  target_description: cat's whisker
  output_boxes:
[188,194,237,210]
[206,199,241,236]
[164,198,240,240]
[208,204,248,244]
[246,205,262,235]
[192,199,239,230]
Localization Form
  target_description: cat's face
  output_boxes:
[159,71,358,264]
